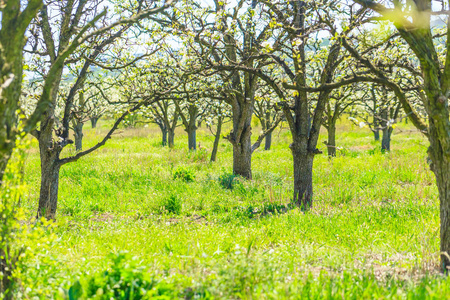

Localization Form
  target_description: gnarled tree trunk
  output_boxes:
[291,141,314,210]
[187,127,196,150]
[37,148,61,220]
[230,96,254,179]
[327,124,337,157]
[373,129,380,141]
[157,122,168,146]
[231,115,253,178]
[210,116,223,162]
[90,117,98,128]
[233,136,252,179]
[161,128,168,146]
[168,128,175,148]
[428,125,450,271]
[381,127,393,151]
[74,121,84,151]
[264,131,272,151]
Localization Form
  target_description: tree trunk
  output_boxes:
[90,117,98,128]
[187,127,196,150]
[158,122,168,146]
[381,127,393,151]
[373,129,380,141]
[233,139,252,179]
[264,131,272,151]
[327,124,336,157]
[210,117,223,162]
[161,128,168,146]
[37,152,61,220]
[230,98,254,179]
[74,121,84,152]
[168,129,175,148]
[427,124,450,271]
[291,142,314,210]
[435,159,450,272]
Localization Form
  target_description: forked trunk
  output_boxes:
[168,129,175,148]
[373,129,380,141]
[91,117,98,128]
[264,131,272,151]
[210,117,223,162]
[37,153,61,220]
[187,127,196,150]
[74,121,84,151]
[327,125,336,157]
[291,142,314,210]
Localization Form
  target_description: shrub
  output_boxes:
[172,166,196,183]
[71,252,179,299]
[219,173,237,190]
[0,145,56,299]
[164,194,182,215]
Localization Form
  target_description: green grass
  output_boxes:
[17,119,445,299]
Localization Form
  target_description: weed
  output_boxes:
[218,172,239,189]
[163,194,182,215]
[173,166,196,183]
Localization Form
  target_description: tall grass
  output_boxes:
[17,119,444,298]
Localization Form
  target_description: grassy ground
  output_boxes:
[17,119,450,299]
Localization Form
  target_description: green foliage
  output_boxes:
[218,172,239,190]
[68,252,181,299]
[0,143,56,299]
[173,166,196,183]
[84,252,153,299]
[163,194,182,215]
[187,148,209,162]
[16,122,445,298]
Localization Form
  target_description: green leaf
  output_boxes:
[68,280,83,300]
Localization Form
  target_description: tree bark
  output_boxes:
[74,121,84,151]
[37,151,61,220]
[381,127,393,152]
[230,97,254,179]
[90,117,98,128]
[168,128,175,148]
[291,142,314,210]
[161,128,168,146]
[437,163,450,271]
[264,131,272,151]
[233,139,252,179]
[0,0,43,187]
[327,124,337,157]
[187,127,196,150]
[231,101,253,179]
[373,129,380,141]
[427,124,450,271]
[380,107,392,151]
[210,117,223,162]
[158,122,168,146]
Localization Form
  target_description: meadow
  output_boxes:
[16,119,450,299]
